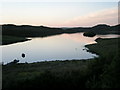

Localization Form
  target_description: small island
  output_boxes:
[83,31,96,37]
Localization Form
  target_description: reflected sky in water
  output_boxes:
[1,33,119,64]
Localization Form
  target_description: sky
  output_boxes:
[0,0,119,2]
[0,1,118,27]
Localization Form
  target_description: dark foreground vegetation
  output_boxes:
[2,38,120,89]
[1,24,120,45]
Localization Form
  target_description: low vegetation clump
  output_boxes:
[83,31,96,37]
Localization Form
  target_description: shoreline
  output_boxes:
[2,36,31,45]
[2,37,120,89]
[3,37,119,65]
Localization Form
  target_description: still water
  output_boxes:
[1,33,119,64]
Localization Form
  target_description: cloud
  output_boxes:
[63,7,118,27]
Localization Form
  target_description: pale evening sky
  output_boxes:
[0,2,118,27]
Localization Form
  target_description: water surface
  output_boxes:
[1,33,119,64]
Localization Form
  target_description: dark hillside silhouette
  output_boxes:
[1,24,120,38]
[1,24,119,45]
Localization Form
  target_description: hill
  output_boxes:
[1,24,120,45]
[1,24,120,37]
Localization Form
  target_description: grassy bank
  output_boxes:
[85,38,120,88]
[2,38,120,89]
[2,35,30,45]
[3,60,91,89]
[85,38,119,57]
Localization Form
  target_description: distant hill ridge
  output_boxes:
[1,24,120,37]
[1,24,119,28]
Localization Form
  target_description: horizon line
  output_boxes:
[1,23,119,28]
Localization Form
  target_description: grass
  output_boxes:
[2,37,120,89]
[3,60,91,89]
[85,38,120,88]
[85,38,119,57]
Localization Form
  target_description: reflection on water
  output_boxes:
[1,33,120,64]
